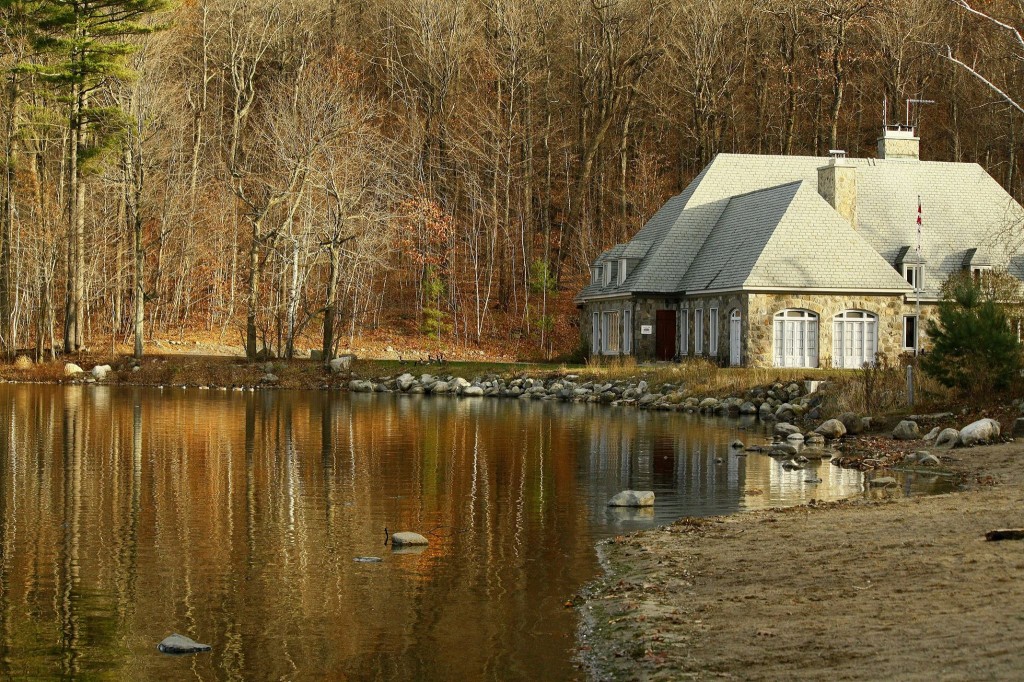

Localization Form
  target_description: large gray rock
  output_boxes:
[814,419,847,439]
[739,401,757,415]
[462,386,484,397]
[91,364,113,380]
[157,634,211,654]
[390,531,429,546]
[348,380,374,393]
[935,428,959,448]
[958,418,1001,447]
[774,422,801,437]
[328,354,356,373]
[64,362,84,377]
[804,432,826,446]
[892,420,921,440]
[837,412,864,435]
[922,427,941,442]
[396,373,416,391]
[607,490,655,507]
[768,443,799,457]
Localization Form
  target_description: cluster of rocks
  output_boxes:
[893,417,1003,449]
[63,362,114,383]
[345,374,821,413]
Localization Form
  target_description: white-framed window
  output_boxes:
[729,309,742,366]
[694,308,704,355]
[903,264,922,291]
[619,258,627,285]
[773,309,819,368]
[603,263,612,286]
[592,312,600,353]
[903,315,918,352]
[623,309,632,354]
[680,309,689,355]
[591,267,602,285]
[602,311,621,354]
[832,310,878,368]
[709,307,719,356]
[971,265,992,282]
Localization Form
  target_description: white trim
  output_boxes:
[709,307,719,356]
[679,285,913,296]
[832,310,878,369]
[694,308,704,355]
[729,309,741,366]
[592,312,600,354]
[680,309,689,355]
[902,314,919,352]
[773,309,819,368]
[623,309,632,354]
[618,258,627,285]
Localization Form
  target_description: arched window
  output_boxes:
[832,310,878,369]
[773,309,819,368]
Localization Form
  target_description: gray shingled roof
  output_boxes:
[577,153,1024,303]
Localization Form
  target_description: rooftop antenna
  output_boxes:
[906,98,935,129]
[883,96,887,129]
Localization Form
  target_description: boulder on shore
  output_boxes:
[63,363,84,377]
[390,531,429,546]
[157,634,211,654]
[814,419,847,440]
[892,420,921,440]
[328,354,356,373]
[935,428,959,449]
[608,490,655,507]
[958,418,1001,447]
[837,411,864,435]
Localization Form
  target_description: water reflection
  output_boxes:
[0,386,946,680]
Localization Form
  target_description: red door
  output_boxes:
[656,310,676,360]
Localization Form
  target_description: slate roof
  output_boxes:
[577,153,1024,302]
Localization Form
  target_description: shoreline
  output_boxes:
[575,439,1024,680]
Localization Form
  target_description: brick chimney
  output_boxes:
[817,152,857,229]
[877,125,920,160]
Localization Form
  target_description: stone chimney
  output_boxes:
[817,152,857,229]
[877,125,920,160]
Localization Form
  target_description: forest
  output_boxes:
[0,0,1021,362]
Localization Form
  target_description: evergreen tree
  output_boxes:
[30,0,167,351]
[921,274,1022,393]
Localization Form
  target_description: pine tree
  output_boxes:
[30,0,167,352]
[921,275,1022,393]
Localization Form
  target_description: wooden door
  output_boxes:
[655,310,676,360]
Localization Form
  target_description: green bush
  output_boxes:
[921,274,1022,393]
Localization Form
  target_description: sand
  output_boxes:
[578,441,1024,680]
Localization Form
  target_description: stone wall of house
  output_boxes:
[580,298,633,358]
[746,292,930,368]
[677,294,747,365]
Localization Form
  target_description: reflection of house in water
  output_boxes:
[739,452,865,510]
[583,411,749,519]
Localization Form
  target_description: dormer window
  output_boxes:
[618,258,627,285]
[903,264,922,290]
[971,265,991,282]
[603,263,611,286]
[591,266,602,285]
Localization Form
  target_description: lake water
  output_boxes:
[0,385,948,680]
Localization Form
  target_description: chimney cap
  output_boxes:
[828,149,847,158]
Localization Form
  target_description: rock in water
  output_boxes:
[958,418,1001,447]
[390,532,429,546]
[607,490,655,507]
[892,420,921,440]
[353,556,383,563]
[157,634,211,654]
[63,362,84,377]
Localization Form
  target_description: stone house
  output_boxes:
[576,126,1024,368]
